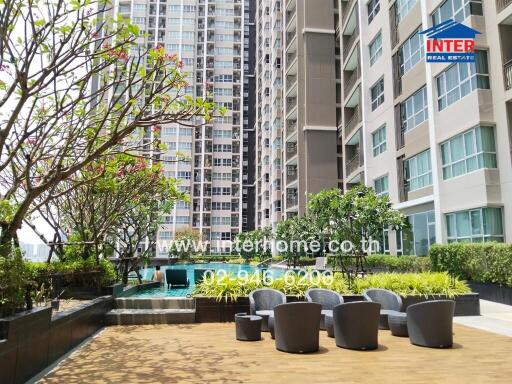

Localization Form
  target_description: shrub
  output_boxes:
[352,272,470,297]
[26,258,116,293]
[430,243,512,287]
[194,271,469,301]
[365,254,431,273]
[0,251,30,315]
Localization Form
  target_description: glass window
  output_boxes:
[436,51,490,111]
[368,0,381,24]
[399,29,424,75]
[446,207,504,243]
[372,125,387,156]
[441,126,497,179]
[401,211,436,256]
[374,175,389,196]
[371,78,385,111]
[397,0,418,22]
[432,0,483,25]
[369,33,382,67]
[405,150,432,192]
[401,86,428,132]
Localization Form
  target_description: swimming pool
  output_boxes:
[131,263,284,297]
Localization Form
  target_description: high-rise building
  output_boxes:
[338,0,512,254]
[114,0,252,255]
[255,0,512,255]
[255,0,340,230]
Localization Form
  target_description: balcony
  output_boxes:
[286,141,297,160]
[497,0,512,12]
[344,65,360,98]
[345,105,361,137]
[346,149,361,176]
[286,96,297,111]
[287,165,298,184]
[343,28,359,61]
[342,0,355,26]
[286,193,298,209]
[505,59,512,91]
[286,120,297,138]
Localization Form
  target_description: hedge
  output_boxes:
[26,258,117,291]
[429,243,512,287]
[365,254,431,273]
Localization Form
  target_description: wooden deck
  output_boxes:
[40,323,512,384]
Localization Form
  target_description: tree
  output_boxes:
[169,229,201,261]
[275,216,321,268]
[308,186,407,273]
[0,0,216,256]
[101,158,185,284]
[235,227,272,262]
[28,154,185,267]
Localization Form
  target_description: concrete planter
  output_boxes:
[0,296,113,384]
[195,293,480,323]
[468,282,512,306]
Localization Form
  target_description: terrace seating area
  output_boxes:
[38,322,512,383]
[245,288,456,352]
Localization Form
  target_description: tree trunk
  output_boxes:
[121,259,130,285]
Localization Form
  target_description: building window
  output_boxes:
[371,78,385,111]
[374,175,389,196]
[436,50,490,111]
[399,29,424,75]
[372,125,386,156]
[432,0,483,25]
[405,150,432,192]
[159,231,172,240]
[441,126,497,180]
[367,0,380,24]
[396,0,418,23]
[401,211,436,256]
[369,32,382,66]
[401,86,428,132]
[378,227,390,254]
[446,207,503,243]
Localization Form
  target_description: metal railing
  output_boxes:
[504,60,512,91]
[343,28,359,61]
[344,64,360,97]
[346,150,361,176]
[286,196,298,208]
[497,0,512,12]
[342,0,355,26]
[345,105,361,137]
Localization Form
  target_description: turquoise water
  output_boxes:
[131,263,285,297]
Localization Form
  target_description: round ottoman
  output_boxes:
[325,314,335,338]
[388,312,408,337]
[235,313,262,341]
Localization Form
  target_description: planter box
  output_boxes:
[195,293,479,323]
[0,296,113,384]
[468,282,512,306]
[401,293,480,316]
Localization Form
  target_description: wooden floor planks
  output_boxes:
[40,323,512,384]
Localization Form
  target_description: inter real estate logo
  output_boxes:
[420,19,480,63]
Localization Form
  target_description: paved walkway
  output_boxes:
[454,300,512,337]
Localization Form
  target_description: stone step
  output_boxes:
[105,308,196,326]
[115,297,195,310]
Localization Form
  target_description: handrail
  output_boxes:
[256,257,273,267]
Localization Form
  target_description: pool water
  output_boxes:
[131,263,284,297]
